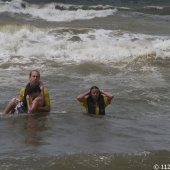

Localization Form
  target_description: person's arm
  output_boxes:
[37,87,51,112]
[76,91,90,102]
[100,90,113,103]
[3,87,25,114]
[26,95,39,113]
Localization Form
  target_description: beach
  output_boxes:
[0,0,170,169]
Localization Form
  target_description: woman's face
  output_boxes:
[90,88,100,100]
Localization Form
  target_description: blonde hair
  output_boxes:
[29,70,40,78]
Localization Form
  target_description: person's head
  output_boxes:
[89,86,100,100]
[27,84,41,98]
[29,70,40,85]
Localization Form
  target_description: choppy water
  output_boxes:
[0,0,170,169]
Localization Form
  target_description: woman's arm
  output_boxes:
[36,87,51,112]
[26,95,39,113]
[100,90,113,103]
[76,91,90,102]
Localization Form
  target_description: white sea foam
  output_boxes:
[0,26,170,70]
[0,0,116,22]
[118,7,131,10]
[144,6,165,10]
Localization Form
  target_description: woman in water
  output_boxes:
[77,86,113,115]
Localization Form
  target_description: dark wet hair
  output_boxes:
[27,85,41,95]
[87,86,105,115]
[89,86,100,95]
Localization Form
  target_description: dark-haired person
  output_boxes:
[26,85,43,113]
[4,70,51,114]
[77,86,113,115]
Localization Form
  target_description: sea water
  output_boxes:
[0,0,170,169]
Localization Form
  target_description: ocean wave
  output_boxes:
[1,0,170,24]
[117,5,170,16]
[144,6,165,10]
[54,4,114,11]
[140,6,170,15]
[0,25,170,71]
[132,6,170,17]
[0,0,117,22]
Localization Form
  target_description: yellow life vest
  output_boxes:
[18,87,50,107]
[80,95,109,115]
